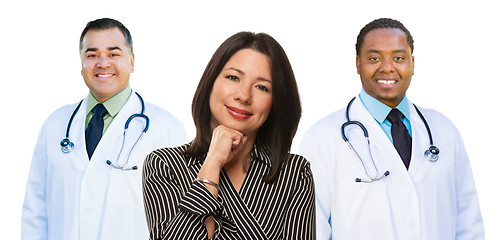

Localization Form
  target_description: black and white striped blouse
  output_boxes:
[143,143,315,240]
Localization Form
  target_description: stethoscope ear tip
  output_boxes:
[384,171,390,176]
[355,178,362,182]
[106,160,138,170]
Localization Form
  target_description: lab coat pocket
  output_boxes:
[106,168,143,208]
[339,180,391,227]
[101,169,149,239]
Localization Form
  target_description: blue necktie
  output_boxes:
[387,109,412,169]
[85,104,107,158]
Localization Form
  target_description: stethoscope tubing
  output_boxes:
[342,97,439,183]
[60,92,149,170]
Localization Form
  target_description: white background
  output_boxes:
[1,0,501,238]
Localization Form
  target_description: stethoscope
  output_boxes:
[341,97,440,183]
[60,92,150,170]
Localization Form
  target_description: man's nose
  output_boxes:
[380,58,394,73]
[96,56,111,68]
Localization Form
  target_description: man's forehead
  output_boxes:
[362,28,410,52]
[81,28,127,50]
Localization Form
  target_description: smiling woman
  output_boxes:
[142,31,315,240]
[209,49,273,139]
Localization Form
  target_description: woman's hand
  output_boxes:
[207,125,248,168]
[197,125,247,239]
[197,125,247,196]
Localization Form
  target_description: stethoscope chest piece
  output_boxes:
[424,145,440,162]
[60,139,74,153]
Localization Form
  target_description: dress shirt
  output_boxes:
[143,143,316,240]
[85,85,132,133]
[359,89,412,143]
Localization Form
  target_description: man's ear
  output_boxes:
[411,55,414,75]
[130,53,135,73]
[356,55,361,74]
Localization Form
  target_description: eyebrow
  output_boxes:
[257,77,272,83]
[224,67,272,83]
[84,46,122,53]
[366,49,408,54]
[225,67,244,75]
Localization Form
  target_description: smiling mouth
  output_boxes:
[376,79,397,85]
[226,106,252,119]
[96,73,114,78]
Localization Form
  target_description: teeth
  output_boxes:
[97,74,113,77]
[377,80,395,85]
[231,109,251,116]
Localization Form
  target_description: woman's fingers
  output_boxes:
[231,135,247,154]
[207,125,245,167]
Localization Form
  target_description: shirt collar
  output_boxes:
[86,85,132,117]
[251,144,272,167]
[359,89,410,123]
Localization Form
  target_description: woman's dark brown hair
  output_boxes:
[184,31,301,183]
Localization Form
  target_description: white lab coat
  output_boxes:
[22,93,187,240]
[300,97,484,240]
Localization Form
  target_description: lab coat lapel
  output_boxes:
[72,96,92,166]
[407,102,431,177]
[349,98,412,182]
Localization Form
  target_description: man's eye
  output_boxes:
[369,57,379,62]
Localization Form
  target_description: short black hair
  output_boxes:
[79,18,133,53]
[185,31,301,183]
[356,18,414,56]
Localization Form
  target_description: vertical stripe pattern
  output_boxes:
[143,143,315,239]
